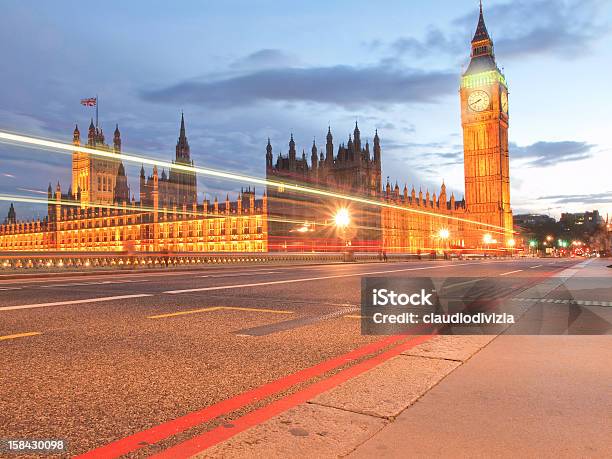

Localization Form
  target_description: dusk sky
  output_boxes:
[1,0,611,221]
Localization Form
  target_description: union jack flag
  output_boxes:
[80,97,97,106]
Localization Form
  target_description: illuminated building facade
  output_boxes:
[266,127,471,252]
[0,115,268,253]
[265,126,383,251]
[460,3,513,245]
[0,4,511,254]
[265,3,511,252]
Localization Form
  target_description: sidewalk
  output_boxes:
[349,335,612,458]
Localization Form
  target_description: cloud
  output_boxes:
[389,27,462,58]
[230,49,298,70]
[142,65,456,109]
[510,141,594,167]
[379,0,608,62]
[537,191,612,205]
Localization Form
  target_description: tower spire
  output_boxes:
[464,0,497,75]
[472,0,492,47]
[175,112,190,162]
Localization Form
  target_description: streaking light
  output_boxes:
[0,130,512,235]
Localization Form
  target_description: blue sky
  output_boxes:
[1,0,611,221]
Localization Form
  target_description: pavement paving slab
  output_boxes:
[310,355,460,419]
[402,335,497,362]
[194,403,387,459]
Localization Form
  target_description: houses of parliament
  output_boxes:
[0,4,513,254]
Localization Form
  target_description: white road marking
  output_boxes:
[39,279,151,288]
[164,263,477,294]
[499,270,523,276]
[441,278,483,290]
[529,265,542,269]
[0,287,22,291]
[200,271,281,279]
[512,297,612,307]
[0,294,153,312]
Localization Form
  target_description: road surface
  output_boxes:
[0,257,609,456]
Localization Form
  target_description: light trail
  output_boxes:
[0,193,487,243]
[0,194,323,228]
[0,193,391,235]
[0,130,511,234]
[0,193,519,251]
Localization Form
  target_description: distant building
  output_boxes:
[560,211,604,231]
[514,214,556,226]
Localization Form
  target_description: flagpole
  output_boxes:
[95,94,99,128]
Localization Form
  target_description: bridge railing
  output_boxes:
[0,250,509,272]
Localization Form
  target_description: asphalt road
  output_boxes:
[0,257,609,456]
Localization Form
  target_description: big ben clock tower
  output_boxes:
[461,2,513,245]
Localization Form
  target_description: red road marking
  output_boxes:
[76,334,410,459]
[151,334,434,459]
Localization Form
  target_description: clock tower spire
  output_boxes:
[460,1,513,246]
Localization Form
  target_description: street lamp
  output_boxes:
[507,238,516,257]
[438,229,450,259]
[334,208,351,260]
[483,233,493,257]
[334,208,350,228]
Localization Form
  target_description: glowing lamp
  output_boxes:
[334,208,350,228]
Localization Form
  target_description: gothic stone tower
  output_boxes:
[461,2,513,243]
[265,124,382,250]
[71,120,122,208]
[168,112,197,206]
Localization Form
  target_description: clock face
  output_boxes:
[468,90,490,112]
[501,91,509,113]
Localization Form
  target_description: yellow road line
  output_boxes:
[216,306,293,314]
[148,306,293,319]
[0,331,42,341]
